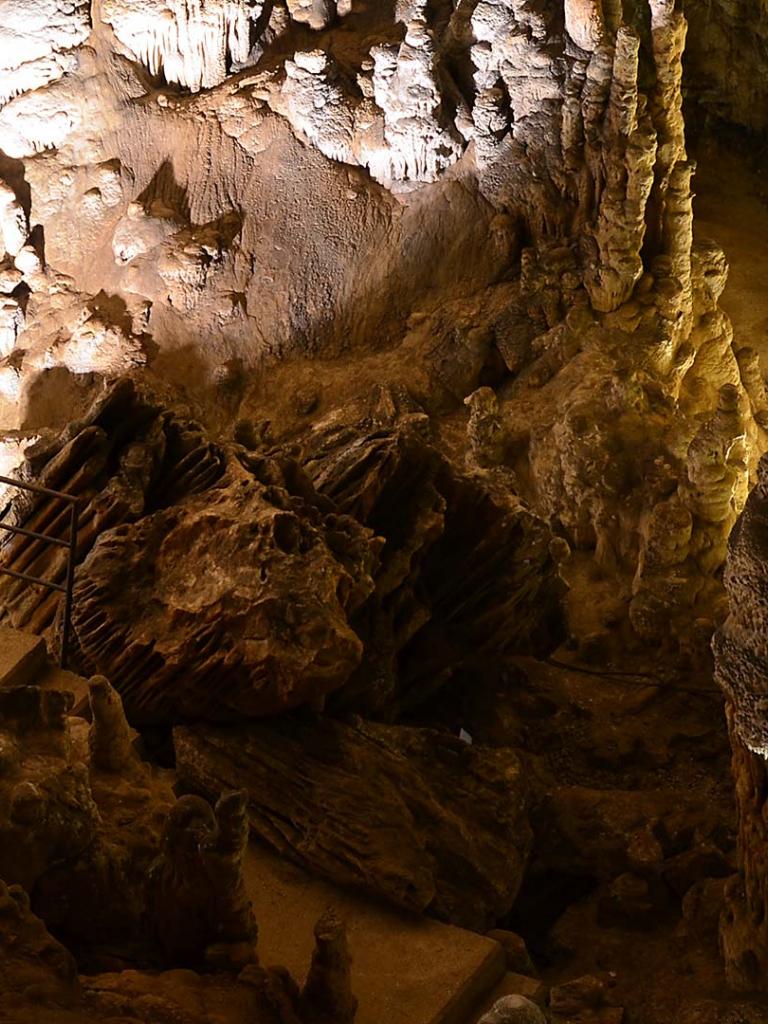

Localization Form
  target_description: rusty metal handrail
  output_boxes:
[0,474,79,669]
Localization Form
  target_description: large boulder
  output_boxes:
[298,391,567,718]
[72,456,377,722]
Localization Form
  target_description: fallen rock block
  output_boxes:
[175,715,532,930]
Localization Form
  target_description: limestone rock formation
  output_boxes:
[298,908,357,1024]
[0,878,80,1010]
[88,674,139,772]
[82,964,311,1024]
[298,391,567,717]
[0,0,766,1015]
[73,455,375,721]
[0,686,100,898]
[145,790,258,967]
[175,715,533,930]
[101,0,264,92]
[0,380,564,722]
[0,669,268,981]
[0,0,758,660]
[0,885,306,1024]
[713,453,768,758]
[286,0,335,31]
[683,0,768,133]
[0,378,376,721]
[0,0,90,105]
[714,453,768,990]
[718,725,768,994]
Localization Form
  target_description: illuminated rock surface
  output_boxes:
[1,0,768,1020]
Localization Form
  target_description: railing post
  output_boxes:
[61,502,78,670]
[0,474,78,670]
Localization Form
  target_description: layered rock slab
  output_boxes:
[297,395,567,717]
[175,716,532,930]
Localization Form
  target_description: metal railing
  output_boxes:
[0,474,78,669]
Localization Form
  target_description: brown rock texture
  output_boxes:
[0,380,565,724]
[713,454,768,757]
[145,790,258,968]
[298,908,357,1024]
[175,714,532,930]
[714,453,768,990]
[0,0,767,1019]
[0,878,80,1011]
[719,715,768,993]
[0,0,761,652]
[0,686,100,899]
[73,457,375,721]
[299,390,567,717]
[0,675,326,1024]
[684,0,768,133]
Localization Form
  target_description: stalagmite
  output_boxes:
[88,675,137,773]
[299,909,357,1024]
[145,790,258,967]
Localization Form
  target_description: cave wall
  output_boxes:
[0,0,765,650]
[715,454,768,990]
[683,0,768,134]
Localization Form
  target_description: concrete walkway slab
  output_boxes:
[0,626,47,688]
[244,842,505,1024]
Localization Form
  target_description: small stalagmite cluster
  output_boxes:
[0,668,355,1024]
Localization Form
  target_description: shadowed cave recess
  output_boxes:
[1,1,768,1022]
